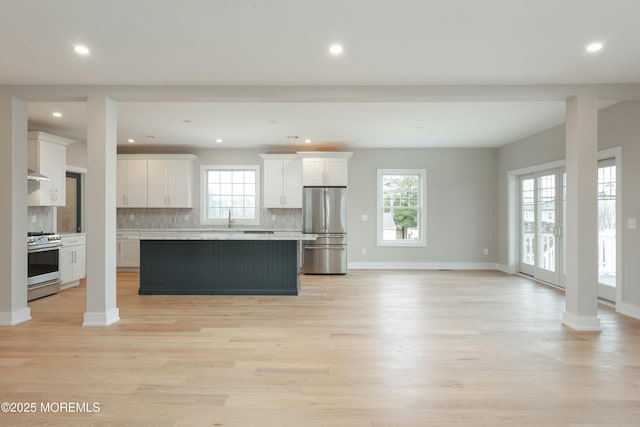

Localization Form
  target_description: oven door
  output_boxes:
[28,247,60,286]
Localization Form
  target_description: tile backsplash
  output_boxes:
[28,206,54,233]
[117,208,302,230]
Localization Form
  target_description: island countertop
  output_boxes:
[139,231,316,241]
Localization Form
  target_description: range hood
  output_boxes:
[27,168,50,181]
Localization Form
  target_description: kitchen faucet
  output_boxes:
[228,209,234,228]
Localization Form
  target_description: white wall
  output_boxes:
[66,140,87,169]
[496,101,640,310]
[348,148,498,266]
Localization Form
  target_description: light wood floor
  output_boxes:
[2,270,640,426]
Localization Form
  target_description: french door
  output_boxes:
[597,159,617,302]
[519,169,564,286]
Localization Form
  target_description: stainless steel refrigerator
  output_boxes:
[302,186,347,274]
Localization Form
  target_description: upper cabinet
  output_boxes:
[300,152,352,186]
[260,154,302,208]
[28,132,74,207]
[117,154,196,209]
[147,158,194,208]
[117,158,148,208]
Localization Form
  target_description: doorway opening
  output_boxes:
[57,172,82,234]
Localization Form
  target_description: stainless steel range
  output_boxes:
[27,232,62,301]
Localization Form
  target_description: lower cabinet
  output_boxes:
[60,235,86,288]
[117,232,140,268]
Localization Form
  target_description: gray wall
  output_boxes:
[496,101,640,308]
[117,146,500,266]
[348,148,498,265]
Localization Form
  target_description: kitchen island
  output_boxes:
[138,232,316,296]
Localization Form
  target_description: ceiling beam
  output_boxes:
[3,84,640,103]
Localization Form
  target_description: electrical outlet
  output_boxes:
[361,214,368,221]
[31,215,36,224]
[129,214,135,220]
[483,248,489,255]
[272,214,277,221]
[184,214,189,221]
[361,248,367,255]
[628,218,637,230]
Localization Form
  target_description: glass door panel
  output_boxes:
[597,159,616,302]
[535,174,559,283]
[520,176,535,276]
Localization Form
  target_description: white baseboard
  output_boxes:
[83,308,120,327]
[0,307,32,326]
[616,301,640,320]
[496,263,517,274]
[347,262,499,270]
[562,311,602,331]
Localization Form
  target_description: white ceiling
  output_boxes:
[5,0,640,149]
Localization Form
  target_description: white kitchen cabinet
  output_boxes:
[301,153,352,186]
[117,158,148,208]
[147,158,194,208]
[118,154,195,209]
[59,234,86,289]
[260,154,302,208]
[117,232,140,268]
[28,132,73,207]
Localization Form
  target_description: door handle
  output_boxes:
[305,246,345,250]
[553,225,562,238]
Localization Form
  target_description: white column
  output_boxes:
[83,96,119,326]
[0,95,31,326]
[563,95,601,330]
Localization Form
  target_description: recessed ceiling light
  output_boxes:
[127,138,135,143]
[74,45,90,55]
[329,44,343,56]
[268,120,278,124]
[52,112,62,118]
[146,135,156,139]
[304,139,311,144]
[586,42,604,53]
[183,119,192,123]
[216,138,223,144]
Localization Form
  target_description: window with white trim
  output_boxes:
[377,169,426,247]
[200,165,260,225]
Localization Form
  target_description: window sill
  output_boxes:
[377,241,426,248]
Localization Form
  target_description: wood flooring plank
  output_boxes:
[1,270,639,426]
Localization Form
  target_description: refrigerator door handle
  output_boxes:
[323,187,328,232]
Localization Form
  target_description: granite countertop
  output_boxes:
[140,231,317,241]
[118,227,301,233]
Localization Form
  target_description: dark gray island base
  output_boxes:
[139,239,301,295]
